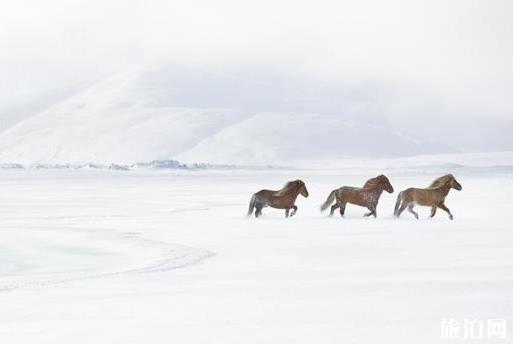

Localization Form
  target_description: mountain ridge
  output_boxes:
[0,66,452,165]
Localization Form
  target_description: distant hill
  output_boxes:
[0,66,451,165]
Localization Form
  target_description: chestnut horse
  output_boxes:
[394,174,462,220]
[320,175,394,218]
[248,180,309,218]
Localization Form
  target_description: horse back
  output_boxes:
[255,189,275,198]
[403,187,445,206]
[338,186,374,207]
[254,189,295,209]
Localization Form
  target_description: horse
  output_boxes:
[248,180,309,218]
[320,175,394,218]
[394,174,462,220]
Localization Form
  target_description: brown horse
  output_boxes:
[320,175,394,218]
[394,174,462,220]
[248,180,309,218]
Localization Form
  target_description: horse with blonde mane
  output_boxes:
[394,174,462,220]
[320,175,394,218]
[248,180,309,218]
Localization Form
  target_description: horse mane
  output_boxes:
[276,180,301,196]
[428,174,453,188]
[363,175,385,189]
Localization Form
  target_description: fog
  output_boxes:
[1,0,512,152]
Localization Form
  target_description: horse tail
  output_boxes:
[247,194,257,216]
[320,190,336,211]
[394,191,403,216]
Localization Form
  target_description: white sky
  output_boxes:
[1,0,512,119]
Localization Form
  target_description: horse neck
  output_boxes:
[291,186,302,198]
[368,185,385,197]
[286,185,303,200]
[434,182,452,196]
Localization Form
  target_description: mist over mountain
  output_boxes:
[0,66,453,165]
[0,81,91,133]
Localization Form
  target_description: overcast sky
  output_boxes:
[1,0,512,123]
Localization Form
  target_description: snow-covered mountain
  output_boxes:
[0,66,451,165]
[177,113,440,165]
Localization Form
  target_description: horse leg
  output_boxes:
[290,205,298,217]
[339,202,347,217]
[330,203,339,216]
[255,203,263,218]
[438,203,453,220]
[396,202,408,217]
[364,205,377,218]
[285,209,290,218]
[407,204,419,219]
[430,206,437,218]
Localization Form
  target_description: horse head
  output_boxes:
[378,175,394,193]
[297,180,309,197]
[449,175,462,191]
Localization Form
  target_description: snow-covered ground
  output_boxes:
[0,159,511,343]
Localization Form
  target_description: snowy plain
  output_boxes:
[0,156,512,343]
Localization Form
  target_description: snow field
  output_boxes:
[0,167,511,343]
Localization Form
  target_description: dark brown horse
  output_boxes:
[320,175,394,217]
[394,174,462,220]
[248,180,309,218]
